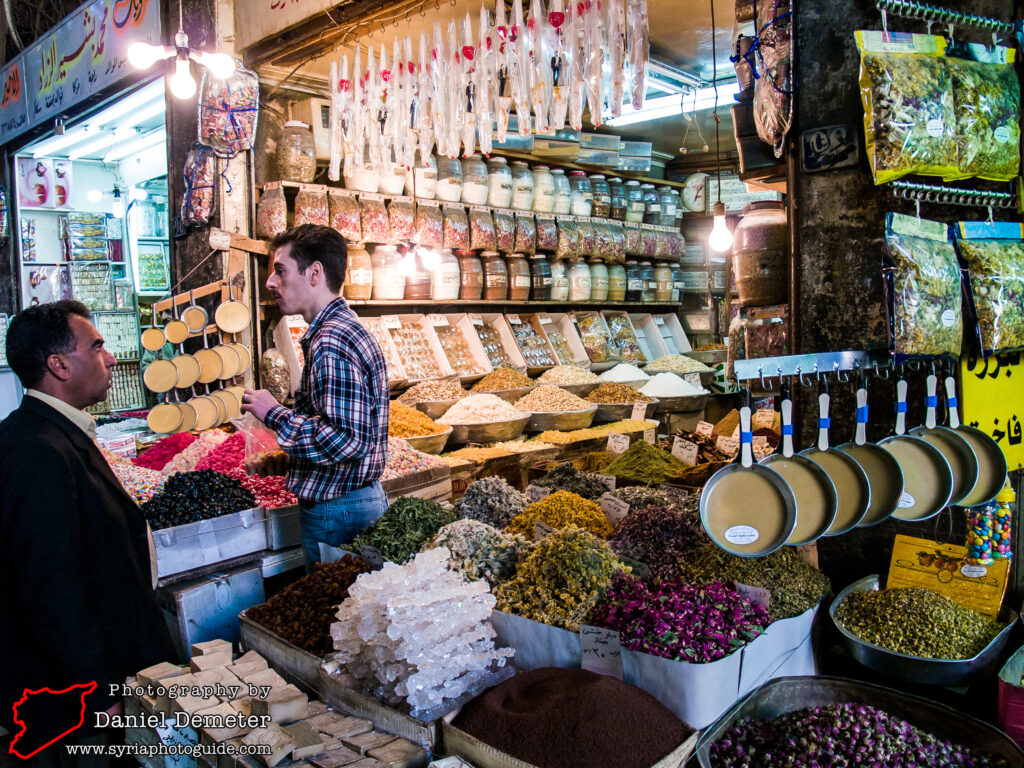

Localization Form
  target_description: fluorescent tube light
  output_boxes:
[104,128,167,162]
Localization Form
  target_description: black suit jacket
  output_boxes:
[0,396,176,734]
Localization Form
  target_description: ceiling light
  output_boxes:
[111,187,125,219]
[30,125,95,158]
[86,189,103,203]
[67,127,136,160]
[127,41,174,70]
[689,81,741,112]
[709,202,733,252]
[91,80,165,128]
[706,0,734,255]
[606,94,683,127]
[169,56,197,100]
[128,187,148,201]
[104,128,167,162]
[116,99,166,132]
[194,51,236,80]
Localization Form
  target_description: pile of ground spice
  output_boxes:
[604,440,686,484]
[452,667,692,768]
[389,401,444,438]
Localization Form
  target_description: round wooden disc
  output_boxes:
[217,388,242,419]
[213,345,241,380]
[147,403,181,434]
[215,301,250,334]
[164,319,189,345]
[182,306,208,332]
[193,349,223,384]
[171,354,200,389]
[226,385,245,405]
[141,328,166,352]
[143,359,178,393]
[209,391,235,423]
[229,344,252,374]
[175,402,198,433]
[189,396,220,430]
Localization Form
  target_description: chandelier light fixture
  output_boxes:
[127,0,236,99]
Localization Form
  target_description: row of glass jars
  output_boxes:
[347,244,686,304]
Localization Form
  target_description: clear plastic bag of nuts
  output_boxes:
[556,216,579,259]
[415,201,444,248]
[256,185,287,239]
[577,218,597,257]
[444,204,471,249]
[536,214,558,251]
[294,185,329,227]
[389,197,416,242]
[514,212,537,255]
[469,207,497,250]
[329,189,362,241]
[360,194,391,243]
[494,208,516,252]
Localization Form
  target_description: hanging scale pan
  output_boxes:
[182,290,209,333]
[215,281,250,335]
[909,372,979,506]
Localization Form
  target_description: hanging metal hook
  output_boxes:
[797,367,810,388]
[874,361,890,379]
[814,362,822,382]
[835,361,850,383]
[759,366,767,391]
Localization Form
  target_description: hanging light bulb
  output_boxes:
[169,56,197,100]
[127,41,171,70]
[708,201,733,252]
[111,187,125,219]
[194,51,236,80]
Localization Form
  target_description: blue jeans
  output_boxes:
[299,481,388,570]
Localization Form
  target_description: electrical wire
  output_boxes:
[710,0,722,205]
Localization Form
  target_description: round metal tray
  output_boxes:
[473,385,536,404]
[591,399,660,423]
[596,377,649,391]
[651,392,711,414]
[697,675,1024,768]
[525,406,598,433]
[413,399,461,421]
[544,381,601,398]
[447,415,531,445]
[829,574,1019,687]
[686,349,728,366]
[403,426,453,455]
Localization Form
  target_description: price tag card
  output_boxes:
[380,315,402,330]
[717,435,740,456]
[753,435,770,451]
[469,313,484,326]
[643,428,656,444]
[533,521,555,540]
[360,545,385,569]
[599,493,630,523]
[696,420,715,438]
[731,425,741,439]
[426,314,449,327]
[631,402,648,420]
[596,474,616,490]
[671,437,698,466]
[579,625,623,679]
[795,542,819,568]
[683,373,702,387]
[607,433,630,454]
[752,409,776,430]
[525,484,551,504]
[654,315,665,326]
[734,583,771,609]
[507,314,522,325]
[539,315,552,324]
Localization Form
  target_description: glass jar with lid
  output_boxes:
[507,253,532,300]
[530,254,553,300]
[590,175,611,218]
[639,260,657,302]
[658,187,678,227]
[568,259,592,302]
[482,251,509,300]
[435,156,464,202]
[532,166,555,213]
[733,200,788,306]
[486,157,513,208]
[404,249,434,300]
[624,180,645,222]
[372,245,406,300]
[432,249,462,300]
[457,250,483,300]
[671,263,686,302]
[461,155,488,205]
[609,179,627,220]
[549,259,570,301]
[589,259,609,301]
[625,259,643,302]
[569,171,593,216]
[278,121,316,182]
[551,169,572,214]
[344,244,374,301]
[608,263,627,301]
[511,162,534,211]
[641,184,661,224]
[654,263,674,302]
[406,152,438,198]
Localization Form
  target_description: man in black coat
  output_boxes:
[0,301,176,765]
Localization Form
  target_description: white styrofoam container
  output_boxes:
[392,314,456,383]
[153,507,269,578]
[357,315,408,388]
[601,310,649,366]
[651,313,692,354]
[476,313,528,372]
[532,313,590,369]
[435,313,494,383]
[629,313,671,362]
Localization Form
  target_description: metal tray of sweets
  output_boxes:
[829,574,1019,687]
[525,406,598,433]
[238,609,322,694]
[696,675,1024,768]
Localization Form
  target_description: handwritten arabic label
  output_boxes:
[607,433,630,455]
[961,352,1024,470]
[525,484,551,504]
[0,61,26,143]
[579,625,623,679]
[599,493,630,523]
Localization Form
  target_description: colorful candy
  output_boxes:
[133,432,197,471]
[965,486,1014,566]
[195,432,246,473]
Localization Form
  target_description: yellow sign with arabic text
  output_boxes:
[961,351,1024,470]
[887,535,1008,618]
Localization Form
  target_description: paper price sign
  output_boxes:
[469,314,484,326]
[717,435,740,456]
[539,315,552,324]
[525,484,551,504]
[426,314,449,327]
[380,315,402,330]
[507,314,522,325]
[696,420,715,437]
[684,373,702,387]
[672,437,698,466]
[607,433,630,454]
[596,474,616,490]
[360,545,385,569]
[631,402,648,420]
[599,493,630,523]
[654,315,665,326]
[734,583,771,609]
[643,429,656,444]
[579,625,623,679]
[753,409,776,430]
[533,521,555,540]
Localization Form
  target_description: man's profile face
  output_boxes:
[62,315,116,407]
[266,244,317,316]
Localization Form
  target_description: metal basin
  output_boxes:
[472,385,536,404]
[591,399,660,423]
[697,675,1024,767]
[830,574,1019,687]
[447,415,531,445]
[525,406,598,433]
[413,399,461,421]
[650,393,711,415]
[403,426,453,455]
[550,381,602,398]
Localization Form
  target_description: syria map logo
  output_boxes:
[8,681,97,759]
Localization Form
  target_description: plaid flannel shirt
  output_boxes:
[264,297,389,501]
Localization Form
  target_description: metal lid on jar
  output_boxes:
[550,168,566,174]
[487,156,509,164]
[570,170,588,176]
[508,252,527,259]
[534,165,550,170]
[511,161,530,168]
[284,120,310,129]
[591,174,606,179]
[640,182,656,189]
[481,250,502,257]
[742,200,786,214]
[624,179,641,186]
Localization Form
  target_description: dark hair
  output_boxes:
[6,300,92,388]
[271,224,348,293]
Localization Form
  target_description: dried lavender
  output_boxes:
[609,506,706,583]
[455,477,528,529]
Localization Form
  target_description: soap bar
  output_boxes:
[137,661,186,688]
[234,650,268,668]
[198,702,250,742]
[242,668,287,689]
[308,746,366,768]
[192,639,234,657]
[286,721,327,760]
[191,652,233,672]
[242,722,296,768]
[341,731,396,756]
[367,737,427,768]
[251,684,308,724]
[318,716,372,740]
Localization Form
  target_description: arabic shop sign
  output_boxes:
[0,0,160,145]
[961,351,1024,471]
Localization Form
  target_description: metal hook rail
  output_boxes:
[733,351,892,384]
[875,0,1015,34]
[891,180,1017,209]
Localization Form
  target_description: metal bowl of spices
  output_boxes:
[414,399,461,421]
[476,385,537,404]
[448,416,531,445]
[592,399,660,423]
[525,406,598,433]
[829,574,1019,687]
[651,393,711,415]
[556,382,602,398]
[404,426,454,455]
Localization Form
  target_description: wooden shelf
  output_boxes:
[261,299,683,309]
[489,148,689,190]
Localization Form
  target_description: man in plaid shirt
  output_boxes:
[242,225,389,568]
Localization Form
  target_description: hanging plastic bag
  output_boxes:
[294,185,329,227]
[510,0,534,135]
[625,0,649,111]
[856,31,956,184]
[955,220,1024,355]
[494,208,516,252]
[753,0,792,158]
[567,0,586,130]
[949,44,1020,182]
[256,184,286,239]
[528,0,552,133]
[182,142,217,227]
[415,200,444,249]
[389,196,416,243]
[470,206,497,250]
[329,189,362,241]
[417,32,437,162]
[607,220,627,262]
[233,412,288,477]
[460,12,479,155]
[514,212,537,254]
[536,213,558,251]
[883,212,962,360]
[198,65,259,157]
[599,0,619,122]
[443,204,470,249]
[494,0,513,142]
[328,55,349,182]
[624,222,643,256]
[556,215,579,259]
[360,194,391,243]
[476,5,495,157]
[445,21,465,157]
[546,0,569,130]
